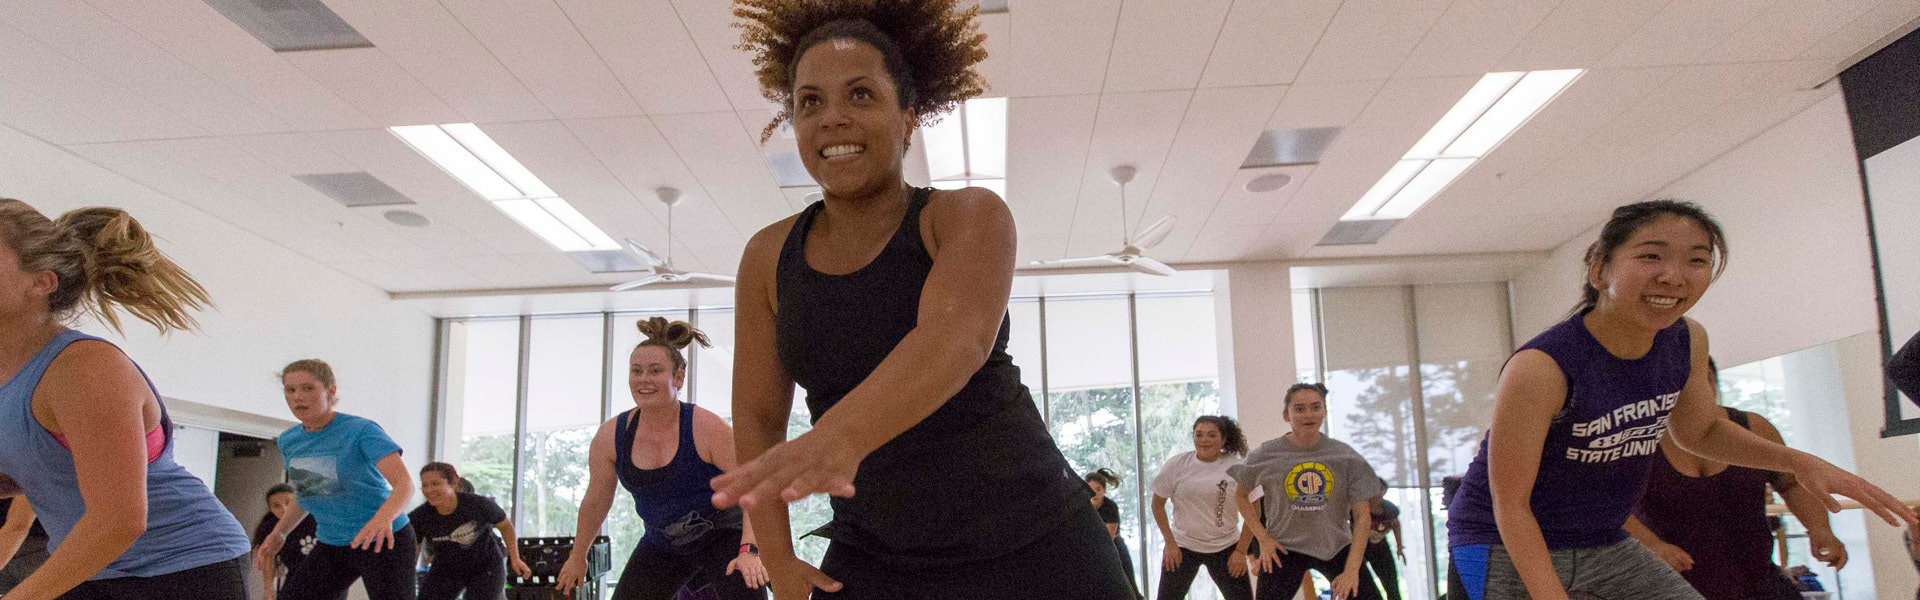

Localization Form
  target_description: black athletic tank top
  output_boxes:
[1636,408,1788,600]
[775,187,1084,567]
[613,403,741,553]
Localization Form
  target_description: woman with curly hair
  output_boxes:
[1151,416,1256,600]
[557,318,767,600]
[711,1,1133,598]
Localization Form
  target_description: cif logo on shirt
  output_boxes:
[1284,462,1333,511]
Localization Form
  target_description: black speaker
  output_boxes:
[509,536,612,599]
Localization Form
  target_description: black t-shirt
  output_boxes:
[1096,498,1120,525]
[409,493,507,573]
[0,498,48,555]
[252,513,321,572]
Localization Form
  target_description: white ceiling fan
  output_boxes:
[609,187,737,291]
[1030,165,1178,276]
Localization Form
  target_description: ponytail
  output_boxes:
[0,199,210,333]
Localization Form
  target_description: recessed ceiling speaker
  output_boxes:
[383,210,431,228]
[1245,172,1294,193]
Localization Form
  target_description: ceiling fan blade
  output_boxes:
[1029,255,1122,267]
[1132,215,1177,249]
[1128,256,1178,277]
[609,274,666,292]
[685,272,738,284]
[623,239,667,268]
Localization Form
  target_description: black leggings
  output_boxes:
[420,559,505,600]
[1254,545,1381,600]
[812,499,1132,600]
[58,555,248,600]
[1363,540,1401,600]
[281,526,420,600]
[613,530,764,600]
[1156,546,1253,600]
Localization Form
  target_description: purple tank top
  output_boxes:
[1447,310,1692,550]
[1637,408,1784,600]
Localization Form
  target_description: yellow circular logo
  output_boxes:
[1284,462,1334,500]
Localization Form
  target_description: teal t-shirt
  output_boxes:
[278,413,410,546]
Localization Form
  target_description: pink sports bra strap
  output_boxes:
[48,425,167,464]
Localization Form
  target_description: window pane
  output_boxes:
[1043,297,1141,594]
[1136,295,1223,597]
[1007,300,1045,415]
[1413,283,1512,599]
[1295,289,1319,382]
[692,308,737,421]
[519,316,606,538]
[445,319,521,517]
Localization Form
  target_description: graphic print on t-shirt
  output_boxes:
[1212,480,1232,528]
[431,521,484,549]
[288,456,343,497]
[1285,462,1334,512]
[1563,391,1678,464]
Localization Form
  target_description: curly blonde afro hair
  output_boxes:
[734,0,990,142]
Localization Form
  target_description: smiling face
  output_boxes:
[790,38,914,200]
[420,470,455,507]
[1193,421,1224,458]
[629,345,685,409]
[1589,214,1716,332]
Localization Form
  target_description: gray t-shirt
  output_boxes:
[1227,434,1383,561]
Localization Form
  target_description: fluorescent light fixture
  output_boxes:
[534,198,619,251]
[391,125,520,201]
[1343,160,1427,220]
[442,123,557,198]
[1445,69,1582,157]
[965,98,1006,178]
[1406,72,1521,158]
[922,98,1009,201]
[495,199,590,252]
[392,123,623,252]
[1377,158,1475,219]
[924,115,967,181]
[1341,69,1581,221]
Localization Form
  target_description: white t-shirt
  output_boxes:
[1150,450,1256,553]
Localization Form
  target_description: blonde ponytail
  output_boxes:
[0,199,210,334]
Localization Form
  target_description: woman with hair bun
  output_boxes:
[715,1,1131,598]
[556,318,767,600]
[0,199,252,599]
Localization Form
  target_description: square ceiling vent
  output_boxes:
[570,250,646,274]
[1242,127,1342,168]
[204,0,373,52]
[294,172,414,207]
[1317,219,1398,246]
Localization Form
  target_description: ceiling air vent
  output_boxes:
[294,172,414,208]
[570,250,647,274]
[1317,219,1398,246]
[203,0,373,52]
[1242,127,1341,168]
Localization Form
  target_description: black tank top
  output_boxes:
[1636,408,1785,600]
[775,187,1084,567]
[613,402,741,553]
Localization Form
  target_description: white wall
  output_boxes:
[0,123,436,467]
[1507,91,1920,598]
[1214,263,1297,444]
[1510,93,1882,366]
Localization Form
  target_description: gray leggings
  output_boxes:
[1448,538,1703,600]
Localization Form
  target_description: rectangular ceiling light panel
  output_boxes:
[1341,69,1581,222]
[925,98,1008,197]
[392,123,618,252]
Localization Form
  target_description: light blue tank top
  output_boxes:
[0,330,250,579]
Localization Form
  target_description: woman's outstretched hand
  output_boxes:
[711,428,862,510]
